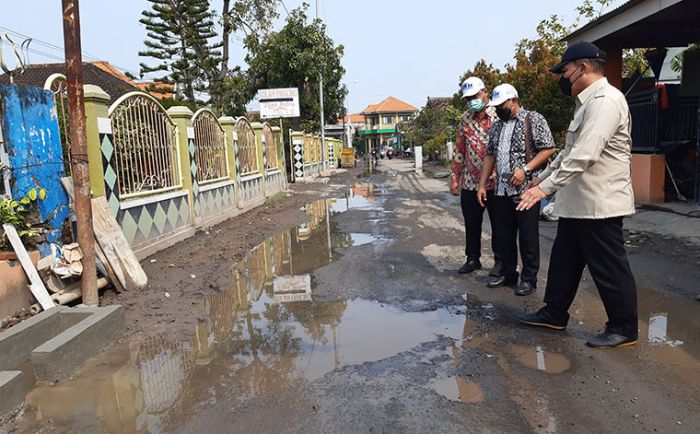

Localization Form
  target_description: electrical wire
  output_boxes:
[0,26,141,77]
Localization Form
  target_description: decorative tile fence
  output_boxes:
[83,86,289,258]
[288,131,342,182]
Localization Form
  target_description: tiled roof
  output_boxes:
[135,81,174,99]
[0,61,178,103]
[342,113,365,124]
[361,97,417,114]
[426,97,452,109]
[0,61,139,104]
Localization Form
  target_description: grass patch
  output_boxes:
[265,192,287,205]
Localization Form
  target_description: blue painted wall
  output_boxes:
[0,84,70,256]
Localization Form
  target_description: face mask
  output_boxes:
[559,67,583,97]
[467,98,485,112]
[496,106,511,122]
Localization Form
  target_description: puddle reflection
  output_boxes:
[428,376,484,404]
[509,344,571,374]
[19,191,461,433]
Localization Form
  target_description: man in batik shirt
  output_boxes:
[451,77,502,276]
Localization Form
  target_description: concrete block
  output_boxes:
[0,371,30,416]
[0,306,66,371]
[31,305,124,382]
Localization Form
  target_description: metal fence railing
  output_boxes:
[263,124,278,170]
[0,124,10,199]
[109,93,181,197]
[235,119,258,176]
[192,109,228,183]
[627,89,659,153]
[44,74,72,175]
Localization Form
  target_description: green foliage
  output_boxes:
[210,0,279,115]
[139,0,222,103]
[245,4,347,133]
[265,191,286,205]
[423,132,447,160]
[0,187,46,250]
[671,44,699,72]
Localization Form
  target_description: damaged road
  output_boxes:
[2,159,699,434]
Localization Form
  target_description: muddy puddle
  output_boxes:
[428,376,485,404]
[14,185,470,433]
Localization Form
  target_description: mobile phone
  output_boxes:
[501,172,512,181]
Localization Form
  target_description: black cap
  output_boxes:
[549,41,607,73]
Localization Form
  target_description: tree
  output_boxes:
[209,0,279,114]
[245,4,347,132]
[139,0,222,104]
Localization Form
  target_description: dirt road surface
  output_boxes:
[2,158,698,434]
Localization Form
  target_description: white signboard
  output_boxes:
[259,87,300,119]
[273,274,312,303]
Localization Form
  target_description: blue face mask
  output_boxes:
[467,98,485,112]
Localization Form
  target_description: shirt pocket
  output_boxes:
[565,114,583,146]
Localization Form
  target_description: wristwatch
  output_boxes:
[522,166,532,176]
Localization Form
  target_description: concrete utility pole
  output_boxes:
[62,0,99,306]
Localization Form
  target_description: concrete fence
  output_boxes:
[289,130,342,181]
[82,85,288,259]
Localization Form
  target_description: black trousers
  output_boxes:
[543,217,638,338]
[493,195,540,284]
[460,189,501,265]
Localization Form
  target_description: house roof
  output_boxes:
[0,62,139,104]
[134,81,175,100]
[361,97,417,114]
[564,0,697,46]
[342,113,365,124]
[426,97,452,109]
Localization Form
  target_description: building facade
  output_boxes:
[359,97,417,152]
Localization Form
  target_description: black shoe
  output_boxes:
[586,330,638,348]
[514,281,536,296]
[518,308,567,330]
[488,262,503,277]
[486,272,518,288]
[458,259,481,274]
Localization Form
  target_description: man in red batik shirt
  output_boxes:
[450,77,502,276]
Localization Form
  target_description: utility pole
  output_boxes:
[62,0,98,306]
[316,0,327,169]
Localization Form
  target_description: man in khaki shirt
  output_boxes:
[516,41,638,349]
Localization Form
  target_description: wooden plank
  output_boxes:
[2,223,55,311]
[91,197,148,290]
[60,177,126,293]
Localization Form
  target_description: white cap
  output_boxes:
[489,84,518,106]
[460,77,485,98]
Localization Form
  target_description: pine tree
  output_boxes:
[139,0,221,104]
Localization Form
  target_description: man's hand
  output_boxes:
[509,168,526,186]
[525,177,543,189]
[476,187,488,208]
[517,186,546,211]
[450,176,460,196]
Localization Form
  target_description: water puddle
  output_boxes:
[634,286,700,374]
[647,313,684,347]
[509,344,571,374]
[16,188,471,433]
[428,376,484,404]
[349,232,381,246]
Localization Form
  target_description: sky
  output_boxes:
[1,0,626,114]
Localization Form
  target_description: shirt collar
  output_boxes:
[576,77,608,104]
